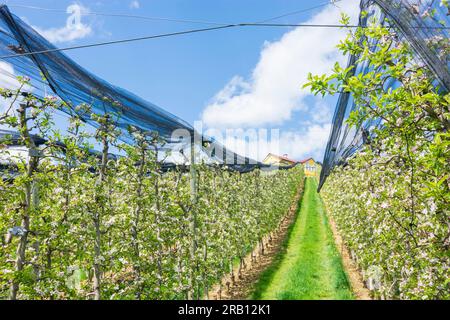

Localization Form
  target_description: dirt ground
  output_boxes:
[327,213,372,300]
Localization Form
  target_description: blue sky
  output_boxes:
[0,0,360,161]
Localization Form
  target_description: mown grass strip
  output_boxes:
[251,178,354,300]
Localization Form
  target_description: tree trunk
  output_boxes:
[188,142,197,299]
[131,147,145,299]
[9,103,39,300]
[92,132,108,300]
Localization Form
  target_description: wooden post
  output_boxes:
[92,114,111,301]
[188,138,198,300]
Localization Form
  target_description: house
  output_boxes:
[262,153,298,167]
[300,158,319,177]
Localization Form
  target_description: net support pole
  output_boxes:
[188,138,198,300]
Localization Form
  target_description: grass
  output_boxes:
[251,178,354,300]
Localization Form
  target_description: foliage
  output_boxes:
[305,13,450,299]
[0,81,304,299]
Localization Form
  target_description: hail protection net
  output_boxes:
[0,5,275,173]
[319,0,450,190]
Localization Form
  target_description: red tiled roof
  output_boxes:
[266,153,298,164]
[299,157,315,164]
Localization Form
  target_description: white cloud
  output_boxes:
[0,61,20,90]
[201,0,359,128]
[0,62,20,130]
[277,124,332,161]
[201,0,359,161]
[130,1,140,9]
[32,4,92,43]
[213,124,331,162]
[0,62,36,131]
[310,100,333,125]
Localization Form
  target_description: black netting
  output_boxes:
[0,128,47,146]
[0,5,273,173]
[319,0,450,190]
[0,129,296,175]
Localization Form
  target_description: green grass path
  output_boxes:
[252,178,354,300]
